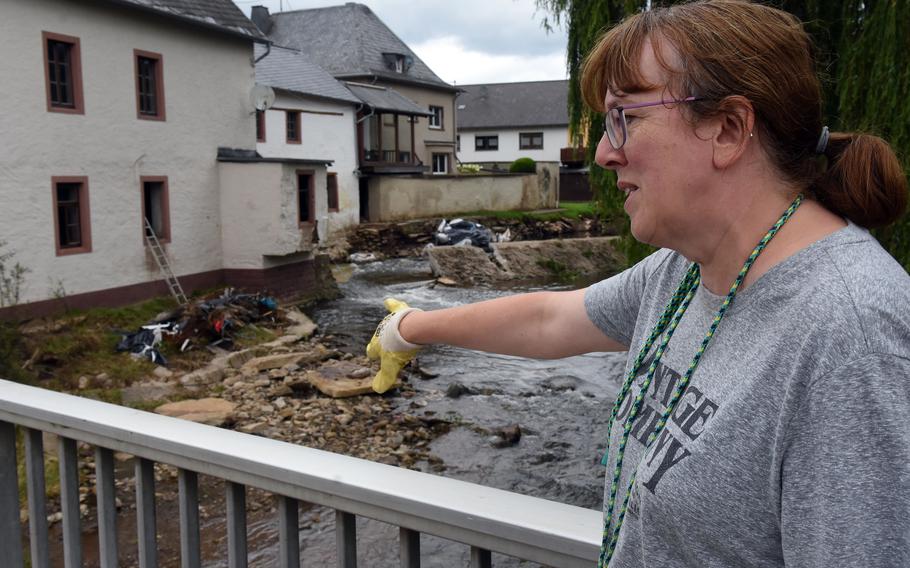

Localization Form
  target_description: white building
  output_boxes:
[0,0,336,319]
[456,81,571,167]
[254,44,362,238]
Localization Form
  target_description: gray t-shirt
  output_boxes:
[585,222,910,567]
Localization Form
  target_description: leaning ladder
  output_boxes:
[143,218,188,305]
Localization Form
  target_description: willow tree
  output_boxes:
[837,0,910,269]
[537,0,656,264]
[538,0,910,268]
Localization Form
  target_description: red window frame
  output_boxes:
[140,176,171,243]
[52,176,92,256]
[134,49,166,121]
[297,170,315,224]
[43,31,84,115]
[256,110,266,142]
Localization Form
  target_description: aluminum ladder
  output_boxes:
[144,218,188,305]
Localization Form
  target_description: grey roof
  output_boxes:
[217,147,332,165]
[456,80,569,130]
[99,0,266,40]
[255,44,361,105]
[263,3,455,91]
[345,83,431,116]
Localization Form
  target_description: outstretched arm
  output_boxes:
[398,288,627,358]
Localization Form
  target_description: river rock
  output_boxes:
[542,375,583,392]
[445,382,474,398]
[154,398,236,426]
[305,359,382,398]
[491,424,522,448]
[121,380,178,404]
[285,309,317,339]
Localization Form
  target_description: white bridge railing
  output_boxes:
[0,379,600,567]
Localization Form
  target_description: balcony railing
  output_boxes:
[0,379,600,567]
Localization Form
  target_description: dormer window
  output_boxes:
[382,52,411,74]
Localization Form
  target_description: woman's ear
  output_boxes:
[711,96,755,169]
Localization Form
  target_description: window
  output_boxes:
[428,106,443,129]
[52,177,91,256]
[135,50,165,120]
[519,132,544,150]
[297,171,314,223]
[141,176,170,243]
[286,110,301,143]
[327,173,339,211]
[456,135,461,152]
[43,32,84,114]
[256,110,266,142]
[475,135,499,151]
[432,153,448,175]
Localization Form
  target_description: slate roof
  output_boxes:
[263,3,455,91]
[254,44,361,105]
[99,0,265,41]
[456,80,569,130]
[345,83,431,116]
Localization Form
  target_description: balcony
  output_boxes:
[560,146,587,167]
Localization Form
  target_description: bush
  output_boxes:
[509,157,537,173]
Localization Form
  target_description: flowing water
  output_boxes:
[268,257,627,567]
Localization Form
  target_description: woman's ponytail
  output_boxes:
[812,133,908,229]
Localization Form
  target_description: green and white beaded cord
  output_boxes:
[597,194,803,568]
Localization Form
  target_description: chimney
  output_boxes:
[250,6,272,34]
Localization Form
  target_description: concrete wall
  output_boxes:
[369,162,559,221]
[0,0,255,305]
[219,162,327,269]
[379,83,457,170]
[457,127,569,164]
[256,93,359,237]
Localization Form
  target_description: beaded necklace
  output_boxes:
[597,194,803,568]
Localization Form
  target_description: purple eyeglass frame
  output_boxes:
[604,96,702,150]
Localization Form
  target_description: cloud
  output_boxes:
[412,35,567,85]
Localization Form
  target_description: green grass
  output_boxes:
[536,258,581,283]
[449,201,596,223]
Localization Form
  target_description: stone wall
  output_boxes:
[367,162,560,222]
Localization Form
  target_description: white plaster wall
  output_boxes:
[256,93,359,237]
[0,0,256,304]
[219,162,326,269]
[457,127,569,164]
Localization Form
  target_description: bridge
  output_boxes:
[0,379,601,567]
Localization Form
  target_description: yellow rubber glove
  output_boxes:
[366,298,422,393]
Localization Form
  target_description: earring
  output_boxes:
[749,132,754,138]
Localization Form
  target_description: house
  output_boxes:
[0,0,337,319]
[253,43,362,237]
[249,3,460,219]
[455,80,572,167]
[456,80,591,200]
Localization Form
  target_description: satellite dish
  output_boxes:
[250,84,276,112]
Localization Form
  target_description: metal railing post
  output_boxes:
[58,436,82,567]
[336,510,357,568]
[0,421,24,568]
[471,546,492,568]
[25,428,49,568]
[136,458,158,568]
[278,496,299,568]
[95,447,118,568]
[226,482,248,568]
[400,527,420,568]
[178,469,201,568]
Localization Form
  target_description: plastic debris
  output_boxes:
[116,289,284,366]
[434,219,493,251]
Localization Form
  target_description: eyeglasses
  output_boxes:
[603,96,702,150]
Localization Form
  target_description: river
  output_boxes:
[266,257,626,567]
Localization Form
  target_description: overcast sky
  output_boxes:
[233,0,569,85]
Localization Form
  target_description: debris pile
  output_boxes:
[116,289,283,366]
[433,219,495,251]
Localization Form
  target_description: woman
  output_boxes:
[368,1,910,566]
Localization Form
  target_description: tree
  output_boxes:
[538,0,910,269]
